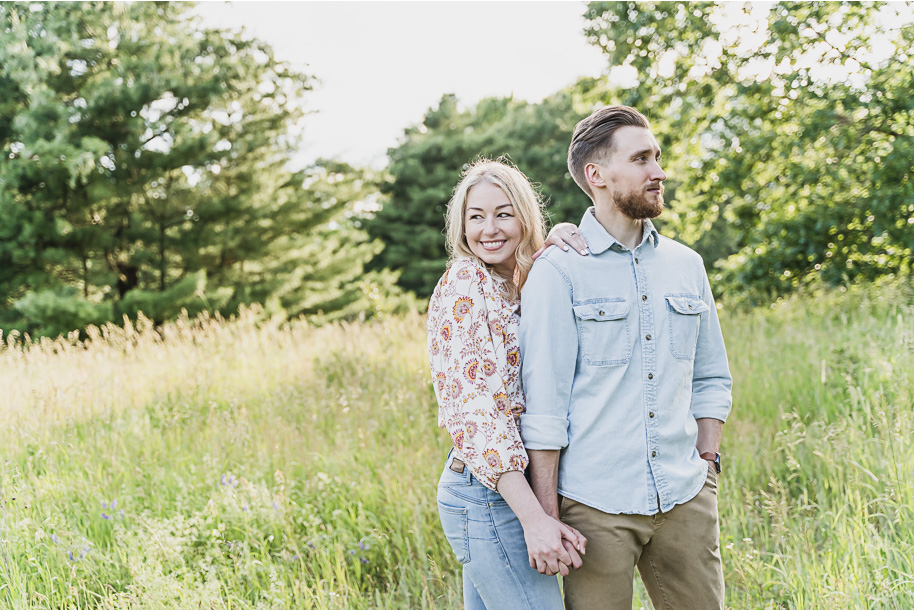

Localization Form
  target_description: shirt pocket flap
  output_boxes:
[665,295,710,315]
[573,299,628,321]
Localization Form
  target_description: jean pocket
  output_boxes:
[665,294,709,360]
[437,499,470,564]
[573,298,631,366]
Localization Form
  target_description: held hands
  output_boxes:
[533,222,589,260]
[522,512,587,577]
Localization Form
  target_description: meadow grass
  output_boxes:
[0,281,912,609]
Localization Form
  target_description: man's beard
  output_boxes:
[615,185,664,219]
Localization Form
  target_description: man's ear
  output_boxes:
[585,162,606,190]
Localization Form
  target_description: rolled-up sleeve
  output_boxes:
[690,268,733,422]
[519,256,576,449]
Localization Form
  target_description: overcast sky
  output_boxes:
[193,1,607,168]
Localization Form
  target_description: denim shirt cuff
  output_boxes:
[690,395,733,422]
[520,415,569,449]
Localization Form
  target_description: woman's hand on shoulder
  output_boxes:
[534,223,589,260]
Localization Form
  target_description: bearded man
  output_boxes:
[518,105,733,609]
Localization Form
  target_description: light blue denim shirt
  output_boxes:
[519,208,732,515]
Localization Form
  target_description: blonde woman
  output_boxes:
[427,160,587,609]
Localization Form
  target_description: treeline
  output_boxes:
[366,1,914,299]
[2,2,912,339]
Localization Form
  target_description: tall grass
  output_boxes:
[1,282,911,609]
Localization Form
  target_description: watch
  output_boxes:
[700,451,721,474]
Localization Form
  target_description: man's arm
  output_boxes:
[690,268,733,424]
[696,417,724,468]
[527,449,561,519]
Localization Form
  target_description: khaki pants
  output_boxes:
[561,467,724,610]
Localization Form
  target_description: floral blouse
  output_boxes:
[427,257,528,490]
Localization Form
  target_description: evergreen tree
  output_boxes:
[0,2,400,337]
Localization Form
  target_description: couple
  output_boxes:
[427,105,733,610]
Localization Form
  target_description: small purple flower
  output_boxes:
[361,557,369,564]
[119,509,125,519]
[348,549,355,555]
[101,513,111,520]
[68,551,75,561]
[307,541,315,549]
[220,473,227,486]
[241,503,248,512]
[111,499,117,509]
[291,554,299,561]
[359,540,369,551]
[101,501,108,509]
[50,534,59,544]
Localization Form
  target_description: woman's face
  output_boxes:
[464,181,522,278]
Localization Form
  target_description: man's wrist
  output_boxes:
[700,451,721,473]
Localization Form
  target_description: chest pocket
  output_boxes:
[665,294,709,360]
[572,298,631,366]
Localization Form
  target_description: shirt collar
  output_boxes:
[579,207,660,254]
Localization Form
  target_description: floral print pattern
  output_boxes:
[427,258,528,490]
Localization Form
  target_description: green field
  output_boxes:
[1,282,912,609]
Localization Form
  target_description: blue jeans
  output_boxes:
[437,450,564,610]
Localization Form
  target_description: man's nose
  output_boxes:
[651,161,667,182]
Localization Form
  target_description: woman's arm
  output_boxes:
[533,222,589,260]
[496,471,586,576]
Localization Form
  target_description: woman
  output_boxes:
[427,159,587,609]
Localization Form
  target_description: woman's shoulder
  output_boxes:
[442,257,494,290]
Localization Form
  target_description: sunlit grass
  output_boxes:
[1,281,912,609]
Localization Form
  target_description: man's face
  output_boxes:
[601,126,667,219]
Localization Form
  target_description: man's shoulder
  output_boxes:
[655,233,705,267]
[531,246,580,281]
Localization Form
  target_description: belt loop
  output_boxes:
[465,463,472,485]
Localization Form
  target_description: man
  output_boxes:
[519,105,733,610]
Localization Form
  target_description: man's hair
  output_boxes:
[444,158,546,297]
[568,105,651,199]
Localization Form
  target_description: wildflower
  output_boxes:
[348,549,356,555]
[101,513,111,520]
[119,509,125,519]
[50,534,59,544]
[101,501,108,509]
[307,541,315,549]
[361,557,369,564]
[241,503,248,512]
[68,551,75,562]
[359,540,369,551]
[111,499,117,509]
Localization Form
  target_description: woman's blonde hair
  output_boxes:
[444,158,546,299]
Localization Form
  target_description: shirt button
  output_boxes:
[635,258,639,264]
[599,310,605,316]
[642,295,647,301]
[645,334,651,341]
[651,451,657,458]
[649,412,655,418]
[648,373,654,380]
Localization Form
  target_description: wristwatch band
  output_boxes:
[700,451,721,473]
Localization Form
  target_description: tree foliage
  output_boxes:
[0,2,401,338]
[583,1,914,298]
[366,92,590,298]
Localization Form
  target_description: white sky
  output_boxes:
[193,1,606,169]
